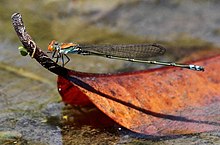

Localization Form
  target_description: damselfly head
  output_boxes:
[48,40,59,51]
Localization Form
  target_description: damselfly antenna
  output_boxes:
[47,40,204,71]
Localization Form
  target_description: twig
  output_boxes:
[11,13,69,76]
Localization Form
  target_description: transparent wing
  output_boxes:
[78,43,166,60]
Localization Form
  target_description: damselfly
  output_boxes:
[47,40,204,71]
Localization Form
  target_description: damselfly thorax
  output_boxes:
[47,40,80,65]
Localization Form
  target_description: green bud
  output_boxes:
[18,46,28,56]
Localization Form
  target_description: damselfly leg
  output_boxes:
[47,50,60,63]
[62,54,70,66]
[51,53,69,66]
[47,50,70,66]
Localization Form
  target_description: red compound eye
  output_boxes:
[48,40,56,51]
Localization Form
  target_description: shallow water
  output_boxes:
[1,0,220,144]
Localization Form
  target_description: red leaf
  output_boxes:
[57,55,220,136]
[57,76,92,106]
